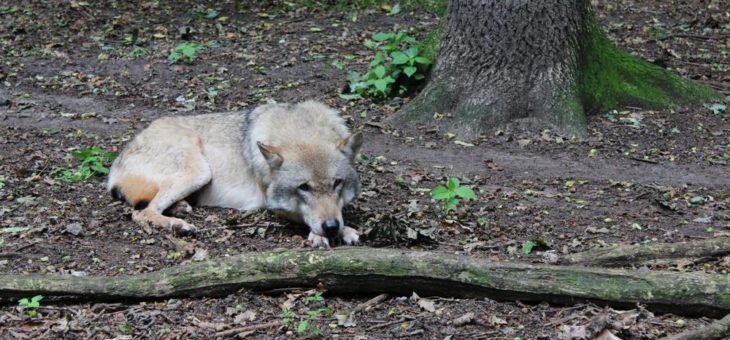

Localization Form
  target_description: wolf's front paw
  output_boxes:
[169,218,197,236]
[340,226,360,245]
[308,232,331,249]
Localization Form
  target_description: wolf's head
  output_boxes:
[257,132,363,239]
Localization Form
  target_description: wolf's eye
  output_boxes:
[333,179,343,189]
[298,183,311,192]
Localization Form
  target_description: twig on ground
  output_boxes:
[364,121,387,130]
[366,318,408,331]
[630,156,659,164]
[661,313,730,340]
[214,320,281,338]
[352,293,389,314]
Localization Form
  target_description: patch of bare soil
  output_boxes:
[0,0,728,338]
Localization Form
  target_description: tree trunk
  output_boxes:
[392,0,720,138]
[2,248,730,317]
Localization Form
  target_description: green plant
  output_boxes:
[192,5,219,21]
[157,328,171,337]
[311,326,322,336]
[206,86,219,104]
[391,46,431,79]
[522,240,536,254]
[709,103,726,114]
[18,295,43,318]
[168,42,205,64]
[118,323,133,334]
[346,30,431,98]
[307,307,334,317]
[166,250,182,260]
[1,227,29,234]
[387,3,401,15]
[522,239,550,254]
[0,175,5,190]
[128,46,146,59]
[297,319,310,334]
[51,146,117,182]
[306,292,325,303]
[431,177,477,211]
[280,309,294,326]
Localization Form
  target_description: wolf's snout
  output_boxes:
[322,219,340,236]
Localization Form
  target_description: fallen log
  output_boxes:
[561,237,730,267]
[1,248,729,317]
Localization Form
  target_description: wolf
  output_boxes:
[107,101,362,248]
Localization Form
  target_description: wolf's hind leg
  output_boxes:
[133,210,196,235]
[165,200,193,217]
[133,152,211,235]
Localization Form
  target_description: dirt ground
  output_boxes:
[0,0,729,339]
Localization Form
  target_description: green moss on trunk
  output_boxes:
[418,20,444,64]
[556,89,589,136]
[579,20,722,113]
[392,80,451,124]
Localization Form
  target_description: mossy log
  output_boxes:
[562,237,730,267]
[2,248,730,317]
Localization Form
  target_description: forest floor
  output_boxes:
[0,0,729,339]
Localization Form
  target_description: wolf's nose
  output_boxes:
[322,219,340,236]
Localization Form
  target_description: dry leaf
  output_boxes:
[234,310,257,325]
[452,312,475,326]
[558,324,587,339]
[595,329,621,340]
[417,298,436,312]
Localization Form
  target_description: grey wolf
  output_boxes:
[107,101,362,248]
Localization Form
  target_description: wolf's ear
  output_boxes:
[257,141,283,169]
[337,132,363,161]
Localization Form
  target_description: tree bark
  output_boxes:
[392,0,720,138]
[562,237,730,267]
[2,248,730,317]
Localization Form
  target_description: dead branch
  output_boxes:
[662,313,730,340]
[214,320,281,337]
[561,237,730,267]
